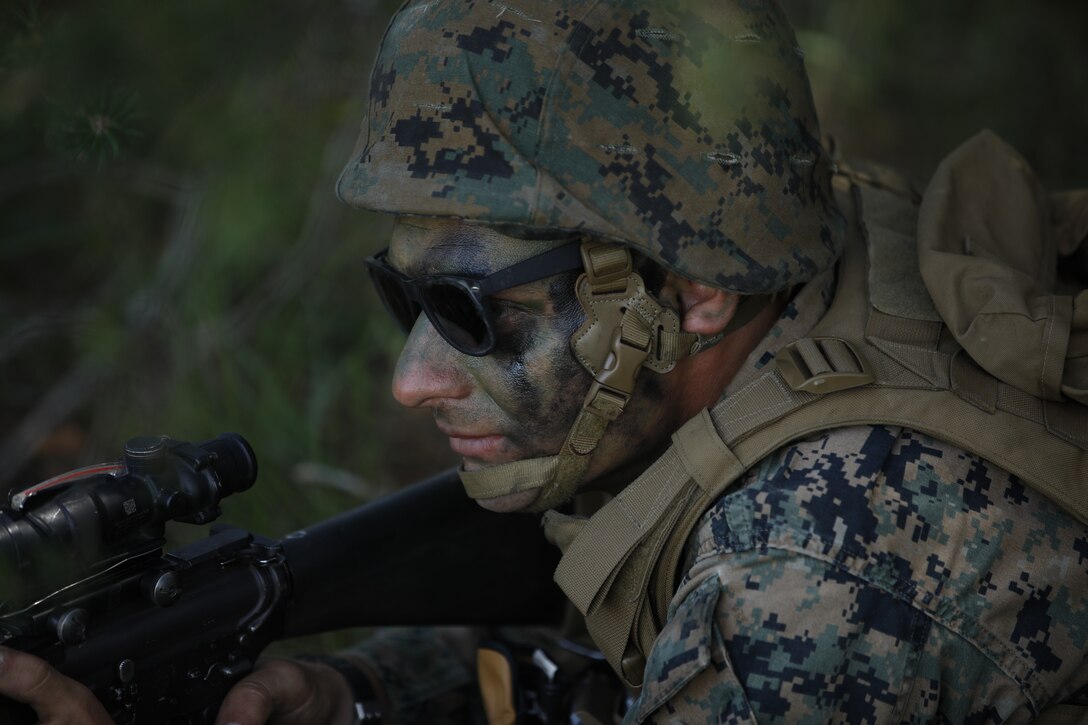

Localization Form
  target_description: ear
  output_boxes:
[662,274,741,336]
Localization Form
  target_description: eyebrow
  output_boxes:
[397,218,536,278]
[393,222,579,279]
[393,237,492,279]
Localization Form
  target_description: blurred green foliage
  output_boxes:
[0,0,457,538]
[0,0,1085,652]
[781,0,1088,187]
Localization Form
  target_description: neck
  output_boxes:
[675,295,788,419]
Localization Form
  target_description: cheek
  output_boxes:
[488,297,588,448]
[609,371,669,444]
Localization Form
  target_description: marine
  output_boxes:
[4,0,1087,722]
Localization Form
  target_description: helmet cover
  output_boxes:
[338,0,845,295]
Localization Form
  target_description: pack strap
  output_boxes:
[546,410,744,684]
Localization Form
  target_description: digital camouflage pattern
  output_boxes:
[344,626,479,723]
[631,425,1088,724]
[338,0,845,295]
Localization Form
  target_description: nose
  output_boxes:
[392,317,473,408]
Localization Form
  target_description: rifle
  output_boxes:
[0,434,565,724]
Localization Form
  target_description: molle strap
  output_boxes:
[673,409,744,496]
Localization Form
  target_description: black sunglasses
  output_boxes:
[365,240,584,356]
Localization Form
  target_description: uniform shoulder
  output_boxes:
[678,424,1088,708]
[687,423,1086,565]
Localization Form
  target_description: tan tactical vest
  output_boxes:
[543,132,1088,716]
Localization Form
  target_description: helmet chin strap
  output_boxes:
[459,241,727,512]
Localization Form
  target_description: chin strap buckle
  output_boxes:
[597,313,654,395]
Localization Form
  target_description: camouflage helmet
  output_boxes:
[338,0,844,295]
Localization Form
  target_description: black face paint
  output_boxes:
[492,269,588,452]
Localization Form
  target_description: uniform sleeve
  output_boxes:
[626,547,925,724]
[625,573,757,725]
[626,546,1016,725]
[341,626,481,725]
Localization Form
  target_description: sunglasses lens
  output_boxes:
[423,281,491,354]
[366,252,496,355]
[368,266,420,333]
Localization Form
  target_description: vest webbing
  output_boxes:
[545,173,1088,718]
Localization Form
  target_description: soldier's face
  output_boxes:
[386,218,686,511]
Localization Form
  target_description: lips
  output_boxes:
[435,415,514,463]
[446,433,506,460]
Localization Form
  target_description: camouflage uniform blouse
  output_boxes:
[629,423,1088,724]
[628,273,1088,723]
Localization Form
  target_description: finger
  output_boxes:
[214,659,310,725]
[0,646,110,723]
[0,645,76,702]
[214,674,278,725]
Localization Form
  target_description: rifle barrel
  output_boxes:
[280,469,566,636]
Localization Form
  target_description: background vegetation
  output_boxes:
[1,0,1086,647]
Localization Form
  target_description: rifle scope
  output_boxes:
[0,434,257,606]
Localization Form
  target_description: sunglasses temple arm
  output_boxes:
[475,241,584,295]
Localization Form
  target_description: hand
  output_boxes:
[0,646,113,724]
[214,657,359,725]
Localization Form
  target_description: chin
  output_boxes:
[475,489,540,513]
